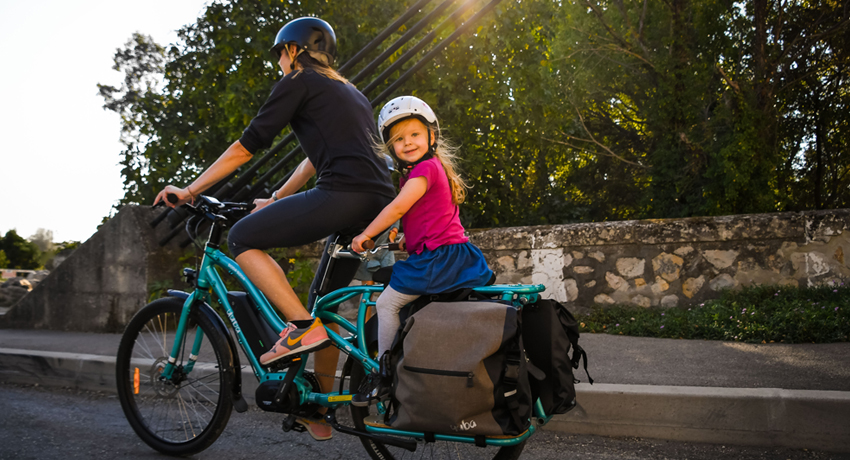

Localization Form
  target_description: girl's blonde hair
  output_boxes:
[375,122,468,205]
[292,50,349,84]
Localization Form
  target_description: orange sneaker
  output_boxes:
[260,318,330,365]
[295,416,333,441]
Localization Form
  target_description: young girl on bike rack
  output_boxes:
[153,17,396,441]
[350,96,494,406]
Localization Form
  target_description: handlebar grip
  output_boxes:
[167,193,179,204]
[362,240,376,250]
[387,243,401,251]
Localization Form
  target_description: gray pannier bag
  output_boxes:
[386,300,533,437]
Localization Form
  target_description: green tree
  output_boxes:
[548,0,849,218]
[0,250,9,268]
[775,5,850,210]
[101,0,850,228]
[0,230,41,269]
[401,0,635,227]
[99,0,408,207]
[28,228,55,253]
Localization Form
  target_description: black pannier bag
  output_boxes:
[521,299,592,416]
[386,300,533,437]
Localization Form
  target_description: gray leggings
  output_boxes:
[376,286,420,356]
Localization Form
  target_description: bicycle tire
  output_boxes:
[116,297,235,456]
[349,360,526,460]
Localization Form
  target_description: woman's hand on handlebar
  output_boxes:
[153,185,193,208]
[251,197,274,214]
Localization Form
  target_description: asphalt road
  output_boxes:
[0,382,847,460]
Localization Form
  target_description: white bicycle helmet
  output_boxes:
[377,96,440,143]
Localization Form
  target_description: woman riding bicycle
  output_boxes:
[153,17,395,440]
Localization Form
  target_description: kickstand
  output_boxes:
[323,409,417,452]
[281,415,307,433]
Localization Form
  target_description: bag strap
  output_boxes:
[501,326,527,430]
[526,358,546,381]
[571,344,594,384]
[385,317,416,424]
[554,301,594,385]
[502,351,525,430]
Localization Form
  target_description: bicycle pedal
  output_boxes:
[268,355,302,371]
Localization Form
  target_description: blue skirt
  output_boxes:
[389,242,494,295]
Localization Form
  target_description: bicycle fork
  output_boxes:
[160,291,203,381]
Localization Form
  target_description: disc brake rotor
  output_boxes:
[151,357,180,398]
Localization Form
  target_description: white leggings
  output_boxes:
[376,286,420,356]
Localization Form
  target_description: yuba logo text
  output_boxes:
[450,419,478,432]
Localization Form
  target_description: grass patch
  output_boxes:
[577,283,850,343]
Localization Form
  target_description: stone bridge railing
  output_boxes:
[2,206,848,332]
[469,210,849,310]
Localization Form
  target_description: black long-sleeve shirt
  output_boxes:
[240,69,395,198]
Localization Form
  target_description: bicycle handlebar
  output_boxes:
[332,241,402,261]
[156,193,255,226]
[366,242,401,252]
[363,239,401,252]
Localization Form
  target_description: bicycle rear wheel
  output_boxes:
[116,297,235,456]
[349,362,526,460]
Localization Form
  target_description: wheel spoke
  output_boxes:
[116,299,233,455]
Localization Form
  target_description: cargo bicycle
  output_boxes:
[116,195,551,459]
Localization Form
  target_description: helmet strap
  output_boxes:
[290,47,304,70]
[393,131,437,174]
[394,151,434,174]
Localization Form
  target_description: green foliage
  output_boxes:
[268,249,315,305]
[579,284,850,344]
[547,0,849,218]
[57,241,81,252]
[0,230,41,269]
[99,0,407,207]
[147,279,174,303]
[101,0,849,226]
[0,250,9,268]
[27,229,54,253]
[419,0,620,227]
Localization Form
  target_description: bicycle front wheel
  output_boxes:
[349,362,526,460]
[116,297,235,456]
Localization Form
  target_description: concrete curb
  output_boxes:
[556,383,850,452]
[1,348,848,453]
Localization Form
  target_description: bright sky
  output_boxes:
[0,0,210,243]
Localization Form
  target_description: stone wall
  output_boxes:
[4,206,847,332]
[0,206,185,332]
[470,210,850,311]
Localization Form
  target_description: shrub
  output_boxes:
[578,283,850,343]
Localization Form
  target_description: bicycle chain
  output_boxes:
[311,372,339,380]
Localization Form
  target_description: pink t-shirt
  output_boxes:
[399,157,468,255]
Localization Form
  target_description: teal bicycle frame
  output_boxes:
[158,234,551,447]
